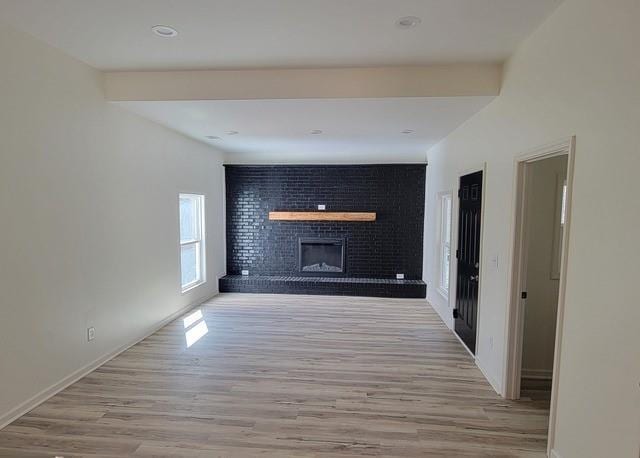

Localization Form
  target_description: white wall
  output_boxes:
[521,156,567,379]
[423,0,640,456]
[0,23,226,424]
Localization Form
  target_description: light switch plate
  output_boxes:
[87,327,95,341]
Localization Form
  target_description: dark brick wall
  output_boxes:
[225,164,426,279]
[219,276,426,298]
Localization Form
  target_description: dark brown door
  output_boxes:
[454,170,482,354]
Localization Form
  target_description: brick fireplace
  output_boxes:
[220,164,426,298]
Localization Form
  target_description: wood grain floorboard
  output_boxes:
[0,293,549,457]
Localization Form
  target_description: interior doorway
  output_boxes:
[519,154,567,400]
[504,137,576,455]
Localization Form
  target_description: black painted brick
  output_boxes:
[223,164,426,298]
[219,275,426,299]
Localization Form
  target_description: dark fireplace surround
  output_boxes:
[220,164,427,298]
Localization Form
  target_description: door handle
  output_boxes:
[470,275,479,281]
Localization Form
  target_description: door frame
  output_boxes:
[502,137,576,455]
[451,163,487,357]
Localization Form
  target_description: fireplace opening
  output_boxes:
[299,238,345,275]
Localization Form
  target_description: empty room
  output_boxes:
[0,1,638,457]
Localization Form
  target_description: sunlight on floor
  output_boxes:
[183,309,203,328]
[183,309,208,347]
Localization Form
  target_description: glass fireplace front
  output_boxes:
[299,238,345,275]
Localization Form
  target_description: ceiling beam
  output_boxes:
[104,64,502,101]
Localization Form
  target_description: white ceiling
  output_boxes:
[0,0,560,161]
[117,97,494,162]
[0,0,561,71]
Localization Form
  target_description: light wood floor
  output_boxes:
[0,294,550,457]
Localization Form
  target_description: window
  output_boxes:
[438,193,453,296]
[179,194,205,292]
[551,176,568,279]
[560,181,568,226]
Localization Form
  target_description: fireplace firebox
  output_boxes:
[298,238,345,276]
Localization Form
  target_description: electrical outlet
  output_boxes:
[318,204,326,210]
[396,273,405,280]
[87,327,95,342]
[241,269,249,276]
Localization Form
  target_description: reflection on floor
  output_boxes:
[0,293,550,457]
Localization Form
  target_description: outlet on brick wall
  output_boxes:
[225,165,426,279]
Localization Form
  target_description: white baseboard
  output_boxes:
[445,323,503,396]
[426,294,454,330]
[429,296,503,397]
[451,328,475,358]
[0,292,218,430]
[549,449,562,458]
[522,368,553,380]
[475,355,503,395]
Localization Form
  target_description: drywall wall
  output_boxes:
[104,65,502,101]
[423,158,455,326]
[423,0,640,456]
[0,23,226,424]
[521,155,567,379]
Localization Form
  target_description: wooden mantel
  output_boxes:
[269,211,376,222]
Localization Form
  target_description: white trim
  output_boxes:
[476,166,487,360]
[502,136,576,457]
[429,295,454,330]
[181,278,205,294]
[0,291,218,430]
[550,449,562,458]
[433,297,502,395]
[504,160,533,399]
[179,193,207,292]
[435,287,449,301]
[521,368,553,380]
[436,191,453,298]
[221,170,228,277]
[476,355,502,394]
[452,328,475,358]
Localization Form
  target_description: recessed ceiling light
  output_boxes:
[310,129,323,135]
[205,135,220,140]
[396,16,421,29]
[225,130,239,135]
[151,25,178,38]
[402,129,415,134]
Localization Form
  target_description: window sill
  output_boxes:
[182,280,206,294]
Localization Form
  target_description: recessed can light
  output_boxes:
[396,16,421,29]
[151,25,178,38]
[205,135,220,140]
[226,130,239,135]
[402,129,415,134]
[310,129,323,135]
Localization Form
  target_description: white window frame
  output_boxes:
[179,193,206,292]
[437,192,453,298]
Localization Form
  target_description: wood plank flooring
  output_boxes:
[0,294,550,457]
